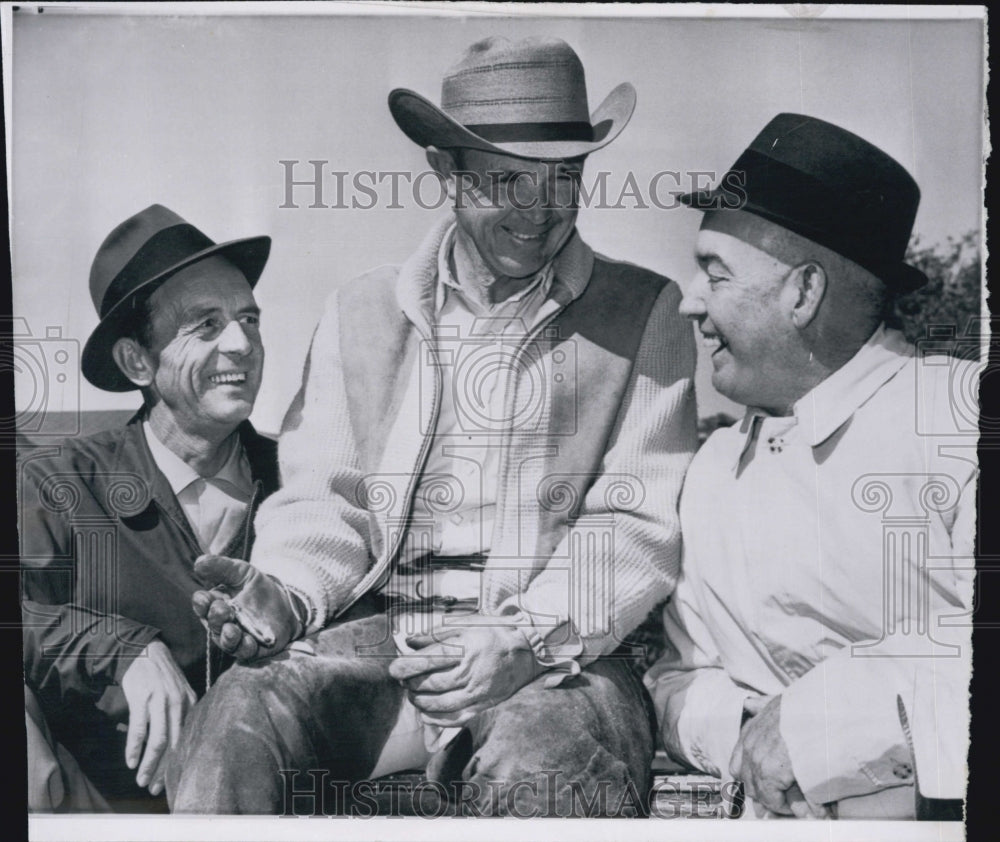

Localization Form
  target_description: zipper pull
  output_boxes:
[205,627,212,691]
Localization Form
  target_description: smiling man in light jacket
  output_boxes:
[645,114,975,820]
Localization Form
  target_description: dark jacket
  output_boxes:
[21,410,279,723]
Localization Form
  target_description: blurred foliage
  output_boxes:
[889,230,984,350]
[623,231,986,679]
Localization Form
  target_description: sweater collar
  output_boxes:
[395,215,593,330]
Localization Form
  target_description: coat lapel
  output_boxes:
[114,412,200,549]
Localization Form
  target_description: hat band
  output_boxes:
[463,120,594,144]
[701,149,914,276]
[100,224,214,318]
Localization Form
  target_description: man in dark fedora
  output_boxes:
[645,114,975,819]
[169,36,697,815]
[21,205,279,811]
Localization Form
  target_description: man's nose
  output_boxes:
[217,320,253,355]
[515,176,552,224]
[678,276,707,320]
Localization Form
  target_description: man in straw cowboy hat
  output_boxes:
[168,36,697,815]
[644,114,976,819]
[21,205,279,810]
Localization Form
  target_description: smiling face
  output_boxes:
[680,212,804,413]
[447,148,582,281]
[140,256,263,437]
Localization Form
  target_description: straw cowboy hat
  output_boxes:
[681,113,928,292]
[82,204,271,391]
[388,36,636,161]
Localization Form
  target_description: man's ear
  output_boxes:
[787,262,827,329]
[111,337,156,388]
[426,146,459,201]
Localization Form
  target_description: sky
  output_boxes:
[9,4,986,433]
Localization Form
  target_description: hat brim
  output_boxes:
[81,235,271,392]
[388,82,636,161]
[678,189,929,294]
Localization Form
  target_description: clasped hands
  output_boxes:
[729,694,829,818]
[389,623,543,727]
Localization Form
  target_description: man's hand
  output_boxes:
[191,555,303,661]
[388,624,543,727]
[120,640,197,796]
[730,694,829,818]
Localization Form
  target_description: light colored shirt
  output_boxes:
[385,224,557,601]
[143,421,253,555]
[379,225,562,753]
[645,325,976,811]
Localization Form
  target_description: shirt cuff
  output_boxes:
[274,578,312,639]
[780,661,915,804]
[655,675,750,778]
[496,604,583,688]
[109,624,164,686]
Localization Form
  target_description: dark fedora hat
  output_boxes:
[81,204,271,392]
[680,113,928,292]
[388,36,636,161]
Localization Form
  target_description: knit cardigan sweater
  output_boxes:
[251,217,698,666]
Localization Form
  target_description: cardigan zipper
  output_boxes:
[336,325,443,617]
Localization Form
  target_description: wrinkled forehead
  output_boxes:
[699,209,810,268]
[149,255,254,314]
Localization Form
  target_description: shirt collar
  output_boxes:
[142,420,251,496]
[434,222,592,315]
[213,436,253,496]
[732,324,914,467]
[794,324,913,447]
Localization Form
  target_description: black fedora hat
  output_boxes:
[81,204,271,392]
[680,113,928,293]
